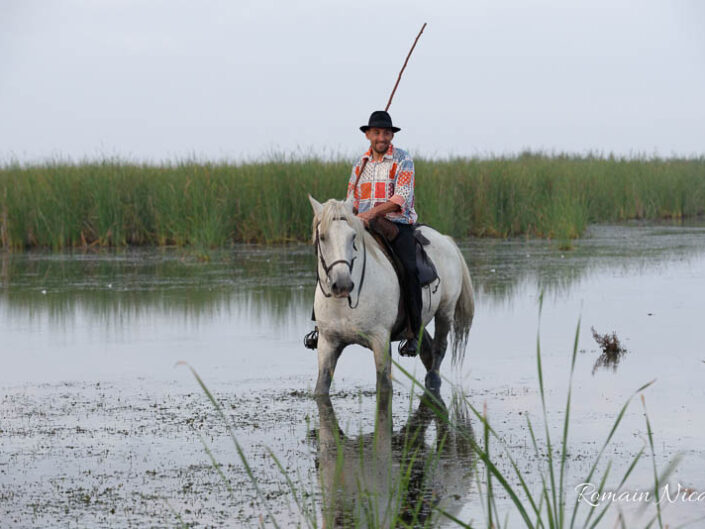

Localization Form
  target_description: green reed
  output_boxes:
[2,154,703,249]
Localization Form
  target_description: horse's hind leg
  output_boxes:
[424,313,451,394]
[315,335,344,396]
[418,332,435,375]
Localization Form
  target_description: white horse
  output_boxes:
[309,196,474,395]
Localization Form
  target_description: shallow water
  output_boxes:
[1,223,705,527]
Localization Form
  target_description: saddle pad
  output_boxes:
[413,229,431,246]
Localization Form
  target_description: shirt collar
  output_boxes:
[362,144,394,161]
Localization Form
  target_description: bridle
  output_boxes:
[314,217,367,309]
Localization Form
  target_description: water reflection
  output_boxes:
[464,223,705,305]
[1,225,704,326]
[0,246,314,326]
[314,390,474,528]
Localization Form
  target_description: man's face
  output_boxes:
[365,127,394,155]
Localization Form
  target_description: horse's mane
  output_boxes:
[312,199,383,261]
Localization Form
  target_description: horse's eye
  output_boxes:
[319,234,325,241]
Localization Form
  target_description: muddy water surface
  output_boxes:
[1,224,705,528]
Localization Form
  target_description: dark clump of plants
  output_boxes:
[591,326,628,374]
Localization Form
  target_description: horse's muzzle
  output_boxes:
[331,279,354,298]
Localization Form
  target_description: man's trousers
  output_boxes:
[390,223,422,336]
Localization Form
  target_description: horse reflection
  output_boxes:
[314,389,474,528]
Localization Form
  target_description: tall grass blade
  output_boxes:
[586,449,644,529]
[558,316,580,528]
[266,447,316,528]
[194,427,235,496]
[484,402,493,529]
[641,394,664,529]
[163,499,190,529]
[535,293,559,526]
[177,361,281,529]
[568,379,655,529]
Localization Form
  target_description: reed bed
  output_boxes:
[1,154,703,250]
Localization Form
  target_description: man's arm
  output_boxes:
[390,156,414,217]
[358,154,413,225]
[346,161,360,201]
[357,200,401,225]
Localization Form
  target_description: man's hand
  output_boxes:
[356,201,401,227]
[357,210,376,227]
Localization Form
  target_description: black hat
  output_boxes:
[360,110,401,133]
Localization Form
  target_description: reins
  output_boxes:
[314,218,367,309]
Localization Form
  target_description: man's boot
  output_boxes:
[398,286,421,357]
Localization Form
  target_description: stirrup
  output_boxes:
[398,337,419,357]
[304,328,318,350]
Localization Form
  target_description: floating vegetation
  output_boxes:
[591,326,629,374]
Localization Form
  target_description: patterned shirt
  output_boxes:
[346,144,418,225]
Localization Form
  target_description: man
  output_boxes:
[305,110,422,356]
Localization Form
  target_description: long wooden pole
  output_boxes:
[384,22,427,112]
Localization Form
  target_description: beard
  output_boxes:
[372,141,389,154]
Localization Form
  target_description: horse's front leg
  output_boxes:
[315,334,344,396]
[372,337,393,393]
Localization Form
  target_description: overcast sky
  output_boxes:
[1,0,703,163]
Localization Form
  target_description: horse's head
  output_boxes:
[309,195,364,299]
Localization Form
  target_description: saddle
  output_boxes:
[368,218,440,342]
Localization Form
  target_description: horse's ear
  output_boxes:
[343,196,354,211]
[308,195,323,217]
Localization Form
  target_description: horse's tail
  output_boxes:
[449,237,474,366]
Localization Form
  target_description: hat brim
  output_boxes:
[360,125,401,133]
